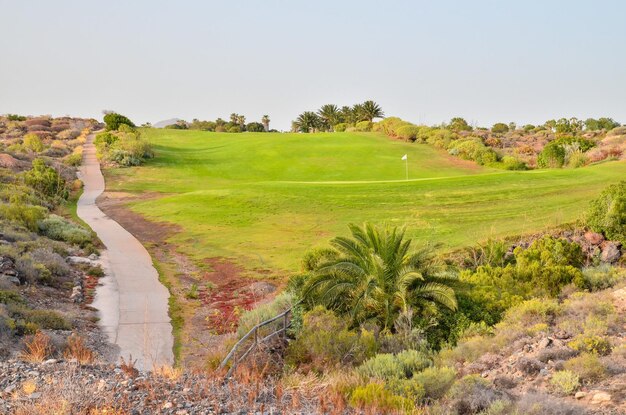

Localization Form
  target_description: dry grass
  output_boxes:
[64,333,95,364]
[153,364,182,381]
[21,331,53,362]
[119,355,139,378]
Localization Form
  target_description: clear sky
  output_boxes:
[1,0,625,130]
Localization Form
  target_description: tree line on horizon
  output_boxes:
[154,114,274,133]
[292,100,384,133]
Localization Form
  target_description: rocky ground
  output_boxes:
[0,359,335,414]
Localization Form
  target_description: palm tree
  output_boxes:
[317,104,341,131]
[301,223,457,331]
[237,114,246,129]
[261,115,270,132]
[293,111,320,133]
[340,106,354,124]
[352,103,365,122]
[360,100,384,122]
[230,113,239,125]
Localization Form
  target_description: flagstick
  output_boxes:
[405,158,408,181]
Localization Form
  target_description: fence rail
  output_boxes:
[219,306,293,379]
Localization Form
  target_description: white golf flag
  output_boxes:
[401,154,408,160]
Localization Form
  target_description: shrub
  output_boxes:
[585,181,625,245]
[412,366,456,400]
[447,375,502,414]
[563,353,607,383]
[103,113,135,131]
[568,334,612,356]
[23,133,44,152]
[580,265,624,291]
[386,377,426,402]
[491,123,509,134]
[20,308,71,330]
[94,132,118,147]
[355,121,373,132]
[0,202,47,232]
[537,142,566,168]
[30,247,70,278]
[38,214,92,246]
[285,307,376,371]
[357,350,431,380]
[228,126,242,133]
[501,156,527,170]
[550,370,580,396]
[246,122,265,132]
[24,159,68,200]
[448,139,498,165]
[21,331,53,362]
[0,290,24,305]
[236,292,294,337]
[395,124,421,141]
[349,382,412,413]
[333,123,349,132]
[64,333,94,364]
[566,150,588,168]
[64,149,83,167]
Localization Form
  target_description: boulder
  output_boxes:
[66,256,98,266]
[584,231,604,245]
[600,241,622,263]
[590,391,611,405]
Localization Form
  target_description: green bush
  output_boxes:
[38,214,92,246]
[8,305,71,330]
[563,353,606,383]
[412,366,456,400]
[0,202,47,232]
[386,378,426,402]
[23,133,44,152]
[236,292,294,337]
[355,121,373,132]
[566,150,588,168]
[537,141,566,168]
[491,123,509,134]
[24,159,68,200]
[357,350,431,380]
[94,132,118,147]
[580,265,624,291]
[227,125,242,133]
[333,123,349,132]
[586,181,625,245]
[500,156,527,170]
[395,124,421,141]
[550,370,580,395]
[0,290,24,305]
[285,307,376,371]
[349,382,413,413]
[448,139,498,165]
[568,334,612,356]
[103,113,135,130]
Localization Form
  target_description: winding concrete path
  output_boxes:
[77,134,174,370]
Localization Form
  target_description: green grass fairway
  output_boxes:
[105,129,626,275]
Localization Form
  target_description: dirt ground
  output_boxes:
[96,191,277,369]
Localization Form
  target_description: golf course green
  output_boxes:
[104,129,626,275]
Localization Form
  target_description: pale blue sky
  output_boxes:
[1,0,625,130]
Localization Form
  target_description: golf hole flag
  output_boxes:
[401,154,408,180]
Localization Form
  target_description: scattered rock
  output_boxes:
[66,256,98,266]
[575,391,586,399]
[600,242,622,263]
[590,391,611,404]
[88,253,99,261]
[537,337,552,349]
[584,231,604,245]
[43,359,58,365]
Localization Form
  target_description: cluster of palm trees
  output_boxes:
[297,223,458,332]
[292,100,384,133]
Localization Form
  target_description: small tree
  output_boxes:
[448,117,472,132]
[24,158,68,199]
[491,123,509,134]
[261,115,270,132]
[246,122,265,132]
[103,113,135,131]
[586,181,625,245]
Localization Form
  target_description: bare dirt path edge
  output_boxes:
[76,133,174,370]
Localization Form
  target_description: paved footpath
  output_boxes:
[77,134,174,370]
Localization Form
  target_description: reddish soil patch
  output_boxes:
[200,258,263,334]
[82,274,99,305]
